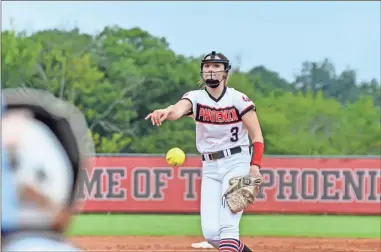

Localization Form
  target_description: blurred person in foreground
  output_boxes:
[1,95,20,236]
[1,88,95,251]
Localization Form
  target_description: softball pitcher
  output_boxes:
[1,88,94,251]
[146,51,264,252]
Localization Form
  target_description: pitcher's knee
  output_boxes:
[219,224,239,240]
[202,228,219,248]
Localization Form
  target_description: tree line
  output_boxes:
[1,26,380,155]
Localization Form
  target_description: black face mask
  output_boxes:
[205,78,220,88]
[202,71,224,88]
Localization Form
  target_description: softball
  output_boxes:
[166,147,186,167]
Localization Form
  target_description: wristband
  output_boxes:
[250,142,264,168]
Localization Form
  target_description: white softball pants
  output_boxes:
[200,146,251,249]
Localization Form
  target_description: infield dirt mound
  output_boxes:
[71,236,380,252]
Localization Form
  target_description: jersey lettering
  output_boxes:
[181,87,254,153]
[196,104,240,124]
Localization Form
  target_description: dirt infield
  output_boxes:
[71,236,381,252]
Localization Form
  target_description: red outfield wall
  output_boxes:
[76,156,381,215]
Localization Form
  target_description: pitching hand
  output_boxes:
[145,109,169,126]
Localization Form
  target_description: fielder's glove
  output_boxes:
[223,174,263,213]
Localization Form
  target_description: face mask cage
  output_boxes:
[200,51,231,88]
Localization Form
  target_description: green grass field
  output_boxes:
[67,214,381,239]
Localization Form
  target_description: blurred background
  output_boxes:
[1,1,380,251]
[2,1,380,155]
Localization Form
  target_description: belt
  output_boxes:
[201,146,242,161]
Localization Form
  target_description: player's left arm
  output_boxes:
[235,92,264,176]
[241,110,264,176]
[222,94,264,213]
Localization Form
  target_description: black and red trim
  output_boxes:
[195,103,241,125]
[239,104,256,117]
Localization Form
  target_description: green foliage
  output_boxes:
[2,26,380,155]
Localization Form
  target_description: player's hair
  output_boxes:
[198,53,230,88]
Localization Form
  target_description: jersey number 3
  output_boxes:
[230,127,239,142]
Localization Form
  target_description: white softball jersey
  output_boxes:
[181,86,256,154]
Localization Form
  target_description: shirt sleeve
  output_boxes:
[180,91,197,116]
[234,90,256,117]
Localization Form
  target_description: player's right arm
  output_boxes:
[165,99,193,120]
[145,91,194,126]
